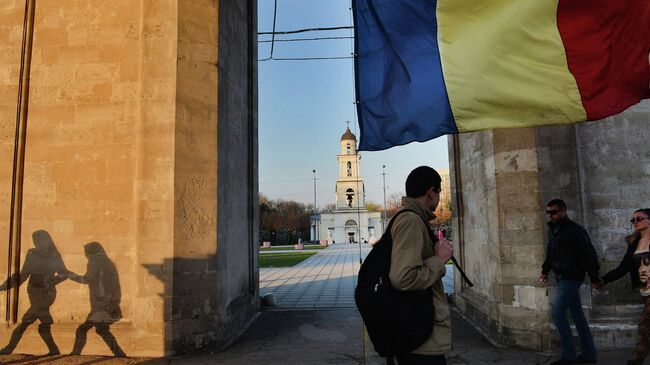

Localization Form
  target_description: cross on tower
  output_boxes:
[346,120,351,129]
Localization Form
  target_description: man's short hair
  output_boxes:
[405,166,442,198]
[547,199,567,210]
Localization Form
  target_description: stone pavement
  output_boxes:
[0,244,635,364]
[260,243,369,309]
[260,243,454,310]
[0,308,634,364]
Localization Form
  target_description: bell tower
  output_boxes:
[336,126,365,210]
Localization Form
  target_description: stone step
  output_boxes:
[591,304,643,317]
[589,304,641,348]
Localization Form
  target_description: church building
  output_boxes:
[311,127,383,244]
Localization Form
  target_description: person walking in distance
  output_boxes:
[540,199,600,365]
[389,166,454,365]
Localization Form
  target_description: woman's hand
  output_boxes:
[591,278,606,290]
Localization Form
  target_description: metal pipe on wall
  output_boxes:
[452,134,467,290]
[7,0,36,323]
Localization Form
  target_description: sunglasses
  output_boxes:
[631,217,649,224]
[546,210,560,216]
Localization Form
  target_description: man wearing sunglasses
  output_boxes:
[540,199,600,365]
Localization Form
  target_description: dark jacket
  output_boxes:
[601,232,642,288]
[541,216,599,282]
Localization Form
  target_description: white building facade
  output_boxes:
[311,128,383,244]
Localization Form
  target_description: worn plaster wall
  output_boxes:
[0,0,257,357]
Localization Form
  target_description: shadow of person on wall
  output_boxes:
[68,242,125,357]
[0,230,70,355]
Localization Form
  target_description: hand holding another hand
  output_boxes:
[539,274,547,283]
[591,278,606,290]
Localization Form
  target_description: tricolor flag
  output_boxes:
[353,0,650,151]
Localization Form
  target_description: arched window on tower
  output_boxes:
[346,161,352,177]
[345,188,355,208]
[346,143,351,154]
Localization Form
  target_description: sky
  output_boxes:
[257,0,449,209]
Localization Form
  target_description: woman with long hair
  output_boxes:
[599,208,650,365]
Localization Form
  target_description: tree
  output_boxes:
[259,195,312,245]
[385,193,402,219]
[320,203,337,213]
[365,202,381,212]
[433,196,452,225]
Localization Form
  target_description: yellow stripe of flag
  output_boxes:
[436,0,587,132]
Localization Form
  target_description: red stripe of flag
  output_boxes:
[557,0,650,121]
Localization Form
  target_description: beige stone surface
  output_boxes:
[0,0,257,357]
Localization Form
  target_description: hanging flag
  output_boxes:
[353,0,650,151]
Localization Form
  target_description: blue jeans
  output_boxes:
[551,279,597,361]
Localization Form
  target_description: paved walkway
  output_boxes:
[260,243,370,309]
[259,243,454,309]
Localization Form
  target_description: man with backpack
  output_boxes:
[389,166,454,365]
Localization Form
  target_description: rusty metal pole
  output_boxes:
[7,0,36,323]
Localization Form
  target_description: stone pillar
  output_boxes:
[449,100,650,351]
[449,128,552,350]
[0,0,257,357]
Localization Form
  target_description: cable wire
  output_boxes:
[259,56,353,62]
[258,25,353,35]
[259,36,353,43]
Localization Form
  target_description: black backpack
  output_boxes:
[354,209,435,359]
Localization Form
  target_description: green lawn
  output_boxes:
[259,244,325,252]
[259,252,317,268]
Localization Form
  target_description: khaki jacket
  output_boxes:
[388,197,451,355]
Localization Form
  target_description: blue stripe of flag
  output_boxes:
[353,0,458,151]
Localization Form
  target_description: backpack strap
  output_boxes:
[380,208,418,243]
[387,209,474,288]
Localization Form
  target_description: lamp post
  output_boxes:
[382,165,387,233]
[313,169,318,243]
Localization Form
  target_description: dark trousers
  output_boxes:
[394,353,447,365]
[551,279,597,361]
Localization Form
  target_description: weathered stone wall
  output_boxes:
[448,131,501,335]
[167,0,260,354]
[217,0,260,338]
[450,129,550,350]
[576,102,650,305]
[451,100,650,350]
[0,0,257,357]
